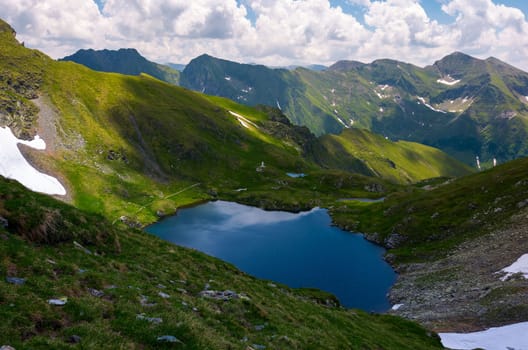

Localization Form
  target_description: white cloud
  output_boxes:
[347,0,371,6]
[2,0,528,71]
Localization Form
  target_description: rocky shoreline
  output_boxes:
[387,207,528,332]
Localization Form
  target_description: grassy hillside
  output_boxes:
[0,176,444,349]
[327,155,528,330]
[330,156,528,263]
[316,128,473,184]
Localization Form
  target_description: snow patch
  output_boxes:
[229,111,259,130]
[391,304,403,311]
[417,97,447,114]
[497,254,528,281]
[437,78,461,86]
[439,322,528,350]
[335,117,350,128]
[0,126,66,195]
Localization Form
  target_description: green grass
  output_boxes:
[317,128,473,183]
[0,176,443,349]
[330,156,528,263]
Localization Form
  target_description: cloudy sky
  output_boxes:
[3,0,528,70]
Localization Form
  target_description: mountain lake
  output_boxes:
[146,200,396,312]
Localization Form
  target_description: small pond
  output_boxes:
[146,200,396,312]
[286,172,307,178]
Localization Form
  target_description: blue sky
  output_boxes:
[4,0,528,70]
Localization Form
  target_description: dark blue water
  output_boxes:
[146,201,396,312]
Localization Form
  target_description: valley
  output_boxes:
[2,15,528,349]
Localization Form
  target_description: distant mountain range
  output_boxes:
[61,48,181,85]
[179,53,528,166]
[60,48,528,167]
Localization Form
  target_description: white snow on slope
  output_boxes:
[497,253,528,281]
[439,322,528,350]
[0,126,66,195]
[335,116,349,128]
[391,304,403,311]
[437,78,461,86]
[417,97,447,114]
[228,111,259,130]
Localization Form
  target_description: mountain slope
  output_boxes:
[330,156,528,330]
[61,48,180,85]
[0,175,444,350]
[180,53,528,166]
[0,19,470,225]
[315,128,472,184]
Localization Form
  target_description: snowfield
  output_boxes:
[439,321,528,350]
[0,126,66,195]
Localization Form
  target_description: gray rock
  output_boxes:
[140,295,156,307]
[88,288,104,298]
[199,289,239,301]
[158,292,170,299]
[48,297,67,306]
[0,216,8,228]
[157,335,183,343]
[67,335,82,344]
[136,313,163,324]
[384,232,407,249]
[6,277,26,285]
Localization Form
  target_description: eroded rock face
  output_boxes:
[388,208,528,331]
[384,232,407,249]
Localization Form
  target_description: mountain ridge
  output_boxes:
[60,48,180,85]
[179,51,528,166]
